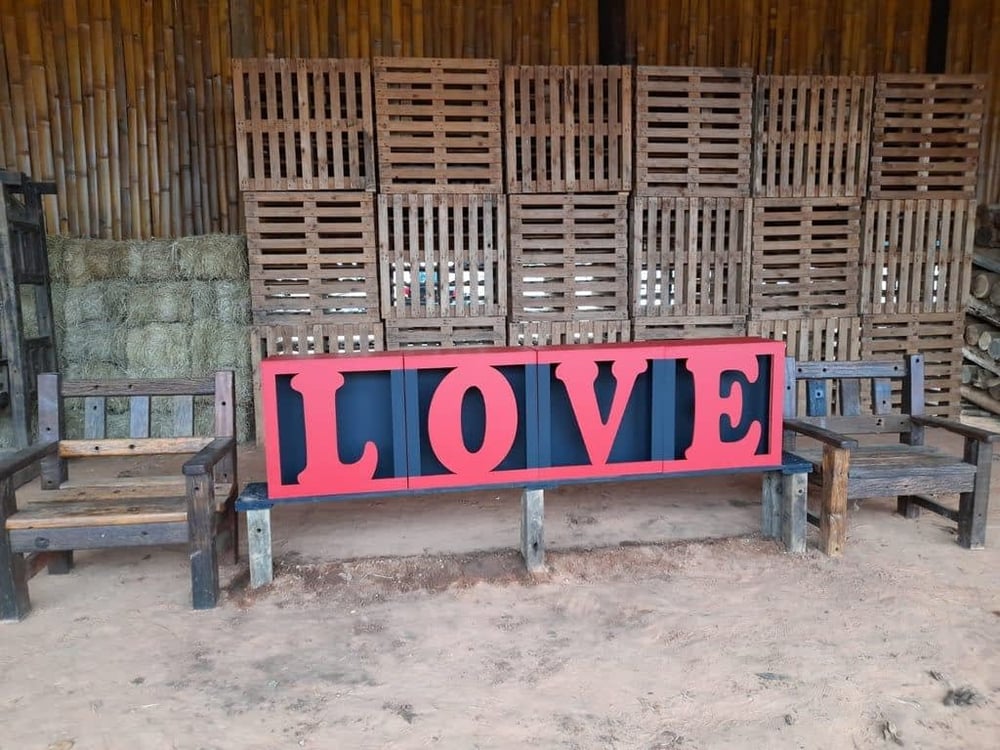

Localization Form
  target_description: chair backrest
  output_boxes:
[784,353,924,436]
[37,371,235,458]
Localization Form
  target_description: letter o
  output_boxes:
[427,364,518,475]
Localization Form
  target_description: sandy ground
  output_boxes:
[2,430,999,750]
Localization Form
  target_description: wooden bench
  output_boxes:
[784,354,1000,555]
[236,451,813,588]
[0,372,238,620]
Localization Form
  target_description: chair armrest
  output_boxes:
[784,419,858,449]
[910,415,1000,443]
[0,441,58,480]
[182,437,236,476]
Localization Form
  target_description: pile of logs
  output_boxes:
[964,205,1000,415]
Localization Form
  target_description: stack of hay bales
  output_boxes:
[48,234,254,441]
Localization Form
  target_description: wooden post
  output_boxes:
[820,446,849,556]
[0,476,30,620]
[37,372,66,489]
[781,471,807,554]
[246,508,273,588]
[46,551,74,575]
[898,354,925,519]
[958,438,992,550]
[761,471,782,539]
[186,473,219,609]
[520,488,544,573]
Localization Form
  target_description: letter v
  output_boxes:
[555,355,648,465]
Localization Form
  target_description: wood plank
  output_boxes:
[6,496,189,528]
[9,522,187,552]
[59,436,211,458]
[520,488,544,573]
[246,508,273,588]
[0,476,30,620]
[819,446,849,556]
[60,377,216,397]
[186,472,219,609]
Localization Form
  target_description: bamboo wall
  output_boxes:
[0,0,998,239]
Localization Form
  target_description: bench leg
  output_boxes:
[958,438,992,550]
[187,475,219,610]
[520,488,545,573]
[47,551,74,575]
[820,446,849,557]
[761,472,782,539]
[247,509,273,588]
[781,472,807,554]
[0,477,30,621]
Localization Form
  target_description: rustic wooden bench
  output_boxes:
[235,451,812,589]
[784,354,1000,555]
[0,372,238,620]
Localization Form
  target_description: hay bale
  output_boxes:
[18,285,39,337]
[64,284,109,323]
[190,320,250,371]
[61,238,128,285]
[216,280,251,324]
[101,280,130,323]
[46,235,67,282]
[189,281,217,321]
[128,239,182,281]
[177,235,247,280]
[63,322,125,364]
[125,282,194,325]
[125,323,191,377]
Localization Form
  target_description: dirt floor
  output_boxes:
[2,428,999,750]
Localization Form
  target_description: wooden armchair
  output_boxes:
[0,372,238,620]
[784,354,999,556]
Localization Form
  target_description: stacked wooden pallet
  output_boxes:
[233,59,383,437]
[631,67,753,341]
[505,65,633,346]
[374,57,507,348]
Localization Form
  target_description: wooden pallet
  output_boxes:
[245,191,379,323]
[751,198,862,318]
[753,75,874,198]
[631,196,751,317]
[250,321,385,443]
[232,59,375,192]
[504,66,632,193]
[509,193,629,321]
[750,315,863,417]
[635,67,753,197]
[870,75,987,199]
[861,312,964,416]
[633,315,747,340]
[377,193,506,319]
[374,57,502,193]
[385,317,506,349]
[509,320,631,346]
[860,199,975,315]
[749,316,862,361]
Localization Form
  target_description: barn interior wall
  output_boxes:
[0,0,998,240]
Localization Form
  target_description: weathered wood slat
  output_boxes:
[59,436,212,458]
[504,65,632,193]
[751,198,862,318]
[60,377,216,397]
[377,193,507,319]
[385,317,506,349]
[509,193,628,321]
[631,196,751,317]
[374,57,502,193]
[509,320,631,346]
[232,58,375,191]
[860,198,974,315]
[636,66,752,196]
[9,523,188,552]
[6,496,191,528]
[245,191,379,322]
[870,75,987,199]
[633,315,747,340]
[754,75,874,198]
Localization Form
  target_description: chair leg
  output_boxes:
[47,551,74,574]
[230,502,240,565]
[958,438,993,550]
[897,496,920,519]
[0,477,30,621]
[820,446,850,556]
[187,474,219,609]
